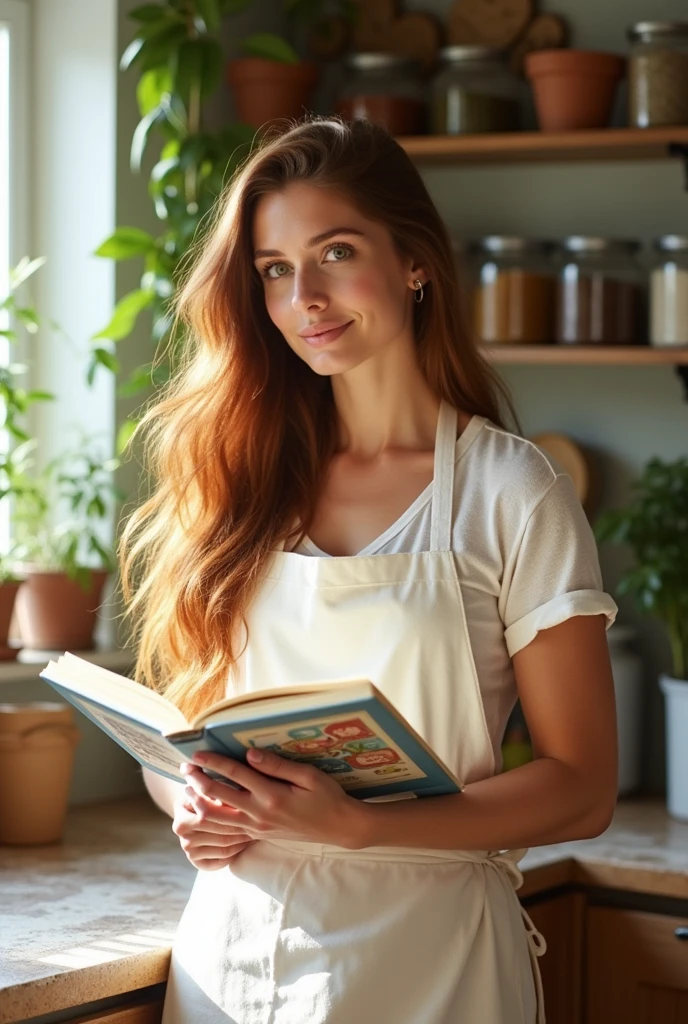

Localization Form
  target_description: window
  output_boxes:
[0,0,29,556]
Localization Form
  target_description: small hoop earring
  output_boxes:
[414,279,424,303]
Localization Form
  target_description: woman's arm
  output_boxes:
[352,613,618,851]
[142,766,185,818]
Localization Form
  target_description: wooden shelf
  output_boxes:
[479,345,688,365]
[398,127,688,166]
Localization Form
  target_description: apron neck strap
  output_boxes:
[430,400,458,552]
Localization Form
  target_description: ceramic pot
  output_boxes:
[0,702,79,844]
[525,50,626,131]
[659,674,688,822]
[226,58,318,130]
[0,580,22,660]
[607,625,644,796]
[12,567,109,650]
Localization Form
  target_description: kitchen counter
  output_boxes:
[1,796,688,1023]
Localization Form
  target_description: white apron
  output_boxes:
[162,400,547,1024]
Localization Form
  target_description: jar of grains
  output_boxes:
[650,236,688,346]
[431,46,521,135]
[627,22,688,127]
[472,237,556,344]
[336,53,426,136]
[555,238,645,345]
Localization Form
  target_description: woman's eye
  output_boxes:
[325,244,353,262]
[263,262,291,279]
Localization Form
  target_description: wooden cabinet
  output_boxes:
[524,893,585,1024]
[587,907,688,1024]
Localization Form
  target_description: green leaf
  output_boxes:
[116,418,139,455]
[25,390,54,402]
[9,256,46,290]
[197,38,223,98]
[92,289,155,342]
[137,66,173,116]
[196,0,221,32]
[94,227,157,260]
[131,106,164,173]
[240,33,300,64]
[173,38,205,106]
[120,36,146,72]
[14,307,40,333]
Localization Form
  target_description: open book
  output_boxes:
[39,653,463,801]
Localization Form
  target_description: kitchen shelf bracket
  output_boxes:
[668,143,688,190]
[675,365,688,401]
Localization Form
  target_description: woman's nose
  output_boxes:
[291,270,328,313]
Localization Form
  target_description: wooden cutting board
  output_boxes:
[352,0,441,70]
[448,0,534,50]
[530,432,597,516]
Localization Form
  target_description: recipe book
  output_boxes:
[39,653,463,801]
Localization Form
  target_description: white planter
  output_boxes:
[607,626,644,795]
[659,673,688,822]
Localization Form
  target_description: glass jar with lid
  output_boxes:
[555,238,645,345]
[336,53,426,136]
[472,237,556,344]
[431,46,521,135]
[650,236,688,346]
[627,22,688,127]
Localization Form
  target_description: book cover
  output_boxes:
[40,656,462,801]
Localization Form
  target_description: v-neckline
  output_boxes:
[300,412,486,559]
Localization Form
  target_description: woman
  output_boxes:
[121,117,618,1024]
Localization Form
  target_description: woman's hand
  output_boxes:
[180,748,366,850]
[171,789,255,871]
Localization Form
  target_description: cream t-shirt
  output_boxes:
[295,415,618,770]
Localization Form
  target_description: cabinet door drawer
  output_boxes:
[587,906,688,1024]
[67,997,163,1023]
[526,893,584,1024]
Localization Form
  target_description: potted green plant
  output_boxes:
[226,28,319,130]
[9,433,123,651]
[0,257,56,659]
[594,456,688,821]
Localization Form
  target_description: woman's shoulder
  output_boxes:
[458,416,568,520]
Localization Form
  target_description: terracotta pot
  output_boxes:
[0,702,79,844]
[0,580,22,660]
[226,57,318,130]
[525,50,626,132]
[12,568,109,650]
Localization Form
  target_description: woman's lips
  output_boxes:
[300,320,354,347]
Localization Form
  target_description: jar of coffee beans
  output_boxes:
[472,238,556,344]
[627,22,688,128]
[555,238,645,346]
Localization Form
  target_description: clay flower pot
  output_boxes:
[0,579,22,660]
[0,702,79,845]
[227,57,318,130]
[12,567,109,651]
[525,50,626,132]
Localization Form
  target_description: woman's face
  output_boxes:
[252,182,425,376]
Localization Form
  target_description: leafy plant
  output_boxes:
[594,456,688,680]
[10,434,124,590]
[90,0,355,455]
[0,258,123,590]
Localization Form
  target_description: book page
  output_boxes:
[232,708,428,793]
[67,692,187,782]
[41,654,188,734]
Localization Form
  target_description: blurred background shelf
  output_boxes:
[479,345,688,365]
[399,127,688,166]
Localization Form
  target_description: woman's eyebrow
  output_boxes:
[254,227,365,260]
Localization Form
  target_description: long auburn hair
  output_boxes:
[118,116,518,718]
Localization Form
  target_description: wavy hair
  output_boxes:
[118,116,518,718]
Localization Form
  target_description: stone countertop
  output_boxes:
[2,796,688,1024]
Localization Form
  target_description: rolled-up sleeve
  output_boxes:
[499,473,618,658]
